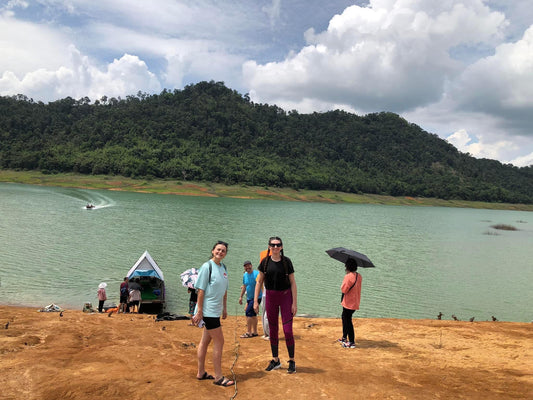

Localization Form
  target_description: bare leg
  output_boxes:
[250,316,258,335]
[196,328,212,378]
[209,326,225,380]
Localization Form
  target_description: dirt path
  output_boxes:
[1,306,531,399]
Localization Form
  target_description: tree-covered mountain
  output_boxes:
[1,81,532,203]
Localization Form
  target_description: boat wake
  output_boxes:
[82,194,115,210]
[83,203,113,210]
[53,187,116,210]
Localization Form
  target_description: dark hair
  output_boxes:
[212,240,228,251]
[345,258,358,272]
[268,236,283,246]
[267,236,284,258]
[261,237,290,285]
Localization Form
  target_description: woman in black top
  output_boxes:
[254,236,298,374]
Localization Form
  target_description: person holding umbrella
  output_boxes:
[254,236,298,374]
[192,240,235,387]
[339,258,362,348]
[326,247,373,348]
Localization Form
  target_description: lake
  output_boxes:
[0,182,531,322]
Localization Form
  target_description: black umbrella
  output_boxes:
[326,247,376,268]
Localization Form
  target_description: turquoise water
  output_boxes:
[1,182,531,322]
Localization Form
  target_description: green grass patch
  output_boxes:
[1,169,532,211]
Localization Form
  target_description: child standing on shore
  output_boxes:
[97,283,107,313]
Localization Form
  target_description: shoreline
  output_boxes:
[1,169,532,211]
[2,302,526,323]
[1,305,531,399]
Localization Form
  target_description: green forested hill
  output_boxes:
[1,81,532,203]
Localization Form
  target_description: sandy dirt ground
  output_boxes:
[1,305,531,400]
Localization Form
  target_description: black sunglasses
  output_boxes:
[269,243,282,247]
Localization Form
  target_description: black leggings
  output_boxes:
[341,307,356,343]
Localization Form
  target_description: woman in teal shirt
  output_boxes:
[193,240,235,387]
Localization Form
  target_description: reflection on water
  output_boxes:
[0,182,532,322]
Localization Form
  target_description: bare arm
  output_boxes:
[289,273,297,316]
[239,285,246,305]
[253,271,265,313]
[222,291,228,319]
[192,289,204,325]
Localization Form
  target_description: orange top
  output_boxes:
[341,272,362,310]
[259,249,268,262]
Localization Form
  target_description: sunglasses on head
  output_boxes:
[269,243,282,247]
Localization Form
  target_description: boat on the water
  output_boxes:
[126,250,165,314]
[85,204,95,209]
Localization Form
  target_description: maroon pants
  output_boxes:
[265,289,295,358]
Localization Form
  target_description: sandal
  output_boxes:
[213,376,235,387]
[197,372,214,380]
[240,332,253,338]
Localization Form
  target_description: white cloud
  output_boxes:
[0,45,161,102]
[446,129,514,161]
[447,129,473,150]
[244,0,507,113]
[415,23,533,167]
[82,22,245,90]
[87,53,161,100]
[449,26,533,121]
[509,152,533,167]
[1,0,533,166]
[0,15,72,77]
[445,128,533,166]
[243,0,533,166]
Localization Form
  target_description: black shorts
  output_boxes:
[120,295,128,303]
[245,298,260,317]
[203,316,221,330]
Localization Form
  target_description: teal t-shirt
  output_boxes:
[194,260,229,318]
[242,270,261,301]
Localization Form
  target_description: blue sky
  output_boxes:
[1,0,532,167]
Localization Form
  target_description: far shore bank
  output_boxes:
[1,169,532,211]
